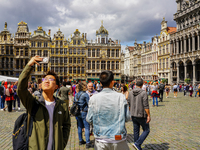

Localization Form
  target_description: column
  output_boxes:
[192,35,195,51]
[193,63,196,84]
[177,40,179,54]
[189,37,191,52]
[170,64,173,84]
[184,36,186,53]
[170,41,173,54]
[198,33,200,50]
[184,64,187,81]
[180,39,183,54]
[177,64,179,83]
[173,41,176,54]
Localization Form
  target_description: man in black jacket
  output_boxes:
[158,81,165,102]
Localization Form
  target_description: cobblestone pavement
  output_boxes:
[0,92,200,150]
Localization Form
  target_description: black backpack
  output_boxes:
[70,92,86,116]
[159,84,165,90]
[12,101,39,150]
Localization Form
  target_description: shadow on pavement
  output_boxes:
[143,143,170,150]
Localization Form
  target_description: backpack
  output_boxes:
[159,84,165,90]
[12,101,39,150]
[70,92,84,116]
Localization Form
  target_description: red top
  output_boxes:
[5,88,14,101]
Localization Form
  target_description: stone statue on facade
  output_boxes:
[189,0,196,6]
[182,1,189,10]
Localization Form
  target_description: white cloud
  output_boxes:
[0,0,177,45]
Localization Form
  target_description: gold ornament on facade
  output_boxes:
[18,21,27,25]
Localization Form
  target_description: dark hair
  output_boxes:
[122,84,127,92]
[136,78,143,87]
[43,70,60,86]
[99,70,114,87]
[66,81,71,85]
[63,81,67,86]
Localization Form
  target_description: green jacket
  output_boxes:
[17,65,71,150]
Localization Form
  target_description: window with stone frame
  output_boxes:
[97,49,100,57]
[73,67,76,74]
[82,58,84,64]
[69,48,72,54]
[56,48,59,54]
[51,67,54,72]
[10,58,13,68]
[31,41,35,47]
[107,61,110,70]
[69,58,72,64]
[166,44,168,53]
[25,48,28,56]
[166,58,168,69]
[159,46,161,55]
[159,59,161,69]
[101,61,106,70]
[60,48,63,54]
[64,48,67,54]
[107,49,110,57]
[20,48,23,56]
[78,40,80,45]
[60,57,63,65]
[64,67,68,74]
[44,64,48,72]
[56,41,58,47]
[101,38,105,44]
[81,67,84,74]
[1,46,4,54]
[77,48,81,54]
[51,48,54,54]
[163,58,165,69]
[31,50,36,57]
[77,67,81,74]
[51,57,54,64]
[60,67,63,74]
[38,42,41,47]
[88,48,91,57]
[64,57,68,64]
[92,61,95,69]
[55,57,58,64]
[78,58,81,64]
[73,58,76,64]
[116,61,119,69]
[10,46,13,55]
[88,61,91,69]
[73,48,76,55]
[55,67,58,73]
[37,50,42,56]
[44,50,48,57]
[92,49,95,57]
[60,41,63,46]
[97,61,100,69]
[111,49,115,57]
[69,67,72,73]
[6,46,9,55]
[73,40,76,45]
[37,65,41,72]
[82,48,85,55]
[116,49,119,57]
[163,45,165,54]
[112,61,115,70]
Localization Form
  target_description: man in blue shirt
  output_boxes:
[86,71,130,150]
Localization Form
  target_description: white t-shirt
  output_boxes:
[45,100,55,150]
[142,84,146,91]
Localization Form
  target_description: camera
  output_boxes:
[38,57,49,64]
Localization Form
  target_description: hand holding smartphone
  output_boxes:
[38,57,49,64]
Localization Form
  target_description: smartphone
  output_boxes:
[38,57,49,64]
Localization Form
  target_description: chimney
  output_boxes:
[48,29,51,36]
[82,33,84,40]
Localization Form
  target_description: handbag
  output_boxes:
[70,92,84,116]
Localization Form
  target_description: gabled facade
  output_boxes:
[0,22,14,76]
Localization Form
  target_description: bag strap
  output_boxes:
[27,101,39,137]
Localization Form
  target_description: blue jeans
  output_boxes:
[76,112,90,143]
[195,91,198,97]
[0,95,5,109]
[132,117,150,147]
[13,95,20,108]
[153,97,158,106]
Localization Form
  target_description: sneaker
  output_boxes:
[86,142,94,149]
[79,140,86,145]
[133,143,142,150]
[18,107,21,110]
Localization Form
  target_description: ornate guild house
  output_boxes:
[170,0,200,84]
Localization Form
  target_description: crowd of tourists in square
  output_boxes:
[0,56,199,150]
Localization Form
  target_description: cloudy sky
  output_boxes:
[0,0,177,50]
